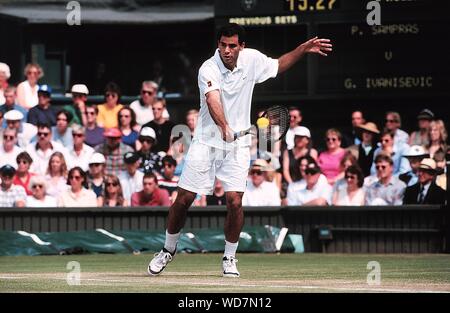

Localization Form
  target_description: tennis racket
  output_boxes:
[233,105,290,143]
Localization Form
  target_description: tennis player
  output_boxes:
[149,23,332,277]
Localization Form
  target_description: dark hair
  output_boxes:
[162,155,177,167]
[216,23,246,44]
[380,129,394,138]
[16,151,33,164]
[143,172,158,185]
[118,106,137,129]
[67,166,89,188]
[288,107,302,116]
[56,109,73,123]
[374,153,393,165]
[104,82,121,102]
[345,165,364,188]
[36,122,51,130]
[295,155,317,180]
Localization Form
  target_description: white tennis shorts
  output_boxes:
[178,140,250,195]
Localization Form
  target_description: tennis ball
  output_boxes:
[256,117,270,129]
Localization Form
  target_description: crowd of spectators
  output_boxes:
[0,61,447,207]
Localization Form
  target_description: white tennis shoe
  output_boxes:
[222,256,240,278]
[148,248,174,276]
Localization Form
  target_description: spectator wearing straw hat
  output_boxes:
[347,122,380,177]
[403,158,446,205]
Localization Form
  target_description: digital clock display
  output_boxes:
[284,0,339,12]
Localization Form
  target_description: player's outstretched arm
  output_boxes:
[205,90,234,143]
[278,37,333,74]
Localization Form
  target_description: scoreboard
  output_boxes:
[214,0,450,99]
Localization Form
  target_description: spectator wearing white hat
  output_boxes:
[403,158,446,205]
[399,145,429,187]
[16,63,43,110]
[137,126,162,174]
[0,62,11,104]
[129,81,170,127]
[64,84,89,126]
[119,151,144,203]
[282,126,318,185]
[4,110,37,148]
[87,152,106,198]
[66,124,95,171]
[242,159,281,206]
[409,109,434,147]
[0,86,28,128]
[0,128,23,169]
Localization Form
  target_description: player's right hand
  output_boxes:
[221,125,235,143]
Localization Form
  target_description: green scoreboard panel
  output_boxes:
[214,0,450,98]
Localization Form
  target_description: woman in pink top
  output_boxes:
[318,128,346,185]
[16,63,44,109]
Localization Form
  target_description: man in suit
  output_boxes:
[399,145,429,187]
[403,158,446,205]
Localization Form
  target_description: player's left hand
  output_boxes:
[303,37,333,56]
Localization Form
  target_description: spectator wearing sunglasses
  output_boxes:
[98,174,129,207]
[26,175,57,207]
[0,165,26,207]
[96,82,123,129]
[84,104,105,148]
[136,126,162,174]
[25,123,68,176]
[119,151,144,203]
[66,125,95,171]
[130,81,170,127]
[384,111,409,149]
[332,165,365,206]
[87,153,106,198]
[318,128,346,185]
[12,152,35,195]
[365,153,406,206]
[242,159,281,206]
[0,128,23,169]
[287,162,332,206]
[58,167,97,207]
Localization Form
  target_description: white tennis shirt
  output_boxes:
[193,48,278,150]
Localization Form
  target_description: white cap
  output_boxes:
[403,145,428,158]
[89,153,106,164]
[293,126,311,138]
[71,84,89,95]
[139,127,156,140]
[4,110,24,121]
[0,62,11,79]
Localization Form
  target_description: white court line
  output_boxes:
[1,274,448,293]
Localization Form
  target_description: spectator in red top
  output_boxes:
[131,172,170,206]
[12,152,35,195]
